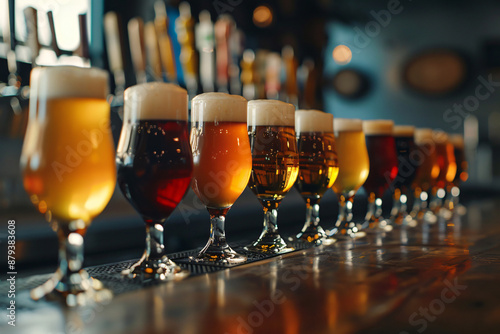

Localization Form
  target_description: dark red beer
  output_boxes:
[117,120,193,223]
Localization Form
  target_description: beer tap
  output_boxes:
[154,0,177,83]
[23,6,41,67]
[214,16,231,93]
[195,10,215,92]
[228,22,243,95]
[104,11,126,97]
[265,52,281,100]
[240,49,256,100]
[282,45,298,107]
[144,21,163,81]
[128,17,148,84]
[176,2,198,97]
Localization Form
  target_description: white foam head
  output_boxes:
[449,134,464,148]
[432,130,449,144]
[191,93,247,122]
[30,66,108,100]
[334,118,363,132]
[248,100,295,126]
[363,120,394,135]
[124,82,187,121]
[393,125,415,137]
[414,128,434,144]
[295,109,333,133]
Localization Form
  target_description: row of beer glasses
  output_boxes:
[20,67,468,305]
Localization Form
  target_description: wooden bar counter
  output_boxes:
[2,198,500,334]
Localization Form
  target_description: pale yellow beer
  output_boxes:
[21,67,116,225]
[331,119,369,199]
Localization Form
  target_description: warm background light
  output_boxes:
[332,45,352,65]
[253,5,273,28]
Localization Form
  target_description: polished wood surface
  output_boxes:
[3,199,500,334]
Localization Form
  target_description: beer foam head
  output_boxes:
[334,118,363,132]
[295,109,333,133]
[124,82,187,121]
[30,66,108,100]
[393,125,415,137]
[449,134,464,148]
[248,100,295,126]
[432,130,449,144]
[414,128,434,144]
[191,93,247,122]
[362,120,394,135]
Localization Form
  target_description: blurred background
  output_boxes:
[1,0,499,275]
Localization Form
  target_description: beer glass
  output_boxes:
[246,100,299,253]
[363,120,399,231]
[329,119,369,238]
[430,131,457,213]
[294,110,338,244]
[410,128,440,220]
[391,126,418,226]
[448,134,468,212]
[117,82,192,280]
[190,93,252,263]
[21,66,116,305]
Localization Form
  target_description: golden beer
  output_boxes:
[20,66,115,304]
[246,99,298,253]
[294,109,338,243]
[248,125,299,202]
[22,73,116,225]
[331,126,369,199]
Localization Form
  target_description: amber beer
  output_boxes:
[21,67,116,224]
[190,93,252,263]
[433,131,457,190]
[363,120,399,199]
[295,110,339,199]
[248,102,299,203]
[412,128,440,192]
[449,134,468,186]
[191,95,252,208]
[331,119,369,199]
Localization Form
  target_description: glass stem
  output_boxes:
[365,193,376,221]
[145,222,166,261]
[304,200,320,228]
[207,208,230,249]
[56,222,87,290]
[263,207,279,235]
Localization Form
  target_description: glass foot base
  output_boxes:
[328,220,365,239]
[295,224,326,244]
[31,269,112,307]
[245,232,294,254]
[122,256,189,281]
[190,244,247,264]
